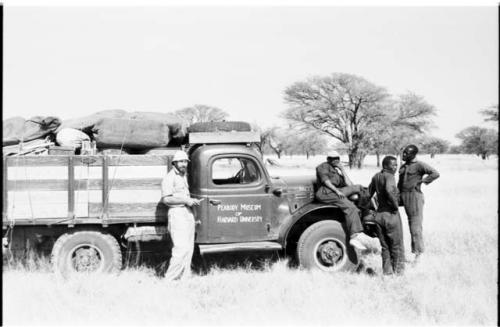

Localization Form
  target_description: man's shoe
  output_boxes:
[349,233,368,251]
[350,233,381,253]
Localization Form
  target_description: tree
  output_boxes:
[418,136,450,158]
[368,126,420,166]
[293,129,328,159]
[283,73,389,168]
[456,126,498,159]
[358,92,436,166]
[448,145,463,154]
[260,127,290,158]
[480,104,498,122]
[174,104,229,125]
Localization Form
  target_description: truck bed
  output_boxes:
[3,155,173,227]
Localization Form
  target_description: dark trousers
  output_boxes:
[400,191,425,254]
[373,211,405,275]
[316,186,363,236]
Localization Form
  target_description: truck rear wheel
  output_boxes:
[296,220,357,272]
[51,231,122,276]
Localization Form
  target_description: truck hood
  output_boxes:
[271,174,317,212]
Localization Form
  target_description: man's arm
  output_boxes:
[317,164,347,199]
[162,195,200,207]
[324,179,346,199]
[420,162,440,184]
[161,173,201,207]
[335,164,353,186]
[368,177,376,198]
[384,174,399,211]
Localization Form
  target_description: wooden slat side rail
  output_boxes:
[3,157,7,222]
[8,178,163,191]
[102,156,109,220]
[5,156,68,167]
[5,155,172,167]
[89,202,167,218]
[107,155,171,166]
[67,156,75,221]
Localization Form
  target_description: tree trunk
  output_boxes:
[348,147,365,169]
[376,152,381,167]
[357,153,366,169]
[306,151,310,160]
[481,152,487,160]
[275,150,282,159]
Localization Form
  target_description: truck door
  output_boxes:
[205,154,272,243]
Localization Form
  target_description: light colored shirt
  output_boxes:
[161,166,190,208]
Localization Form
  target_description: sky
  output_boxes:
[2,5,498,144]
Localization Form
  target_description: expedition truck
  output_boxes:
[2,130,372,275]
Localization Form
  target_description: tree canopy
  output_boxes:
[282,73,435,168]
[456,126,498,159]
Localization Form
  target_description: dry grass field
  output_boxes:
[2,154,498,326]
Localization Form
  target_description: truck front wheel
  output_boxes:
[51,231,122,276]
[296,220,357,272]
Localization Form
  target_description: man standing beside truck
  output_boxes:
[315,151,379,252]
[161,150,202,280]
[398,144,440,263]
[368,156,405,275]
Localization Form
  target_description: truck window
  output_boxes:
[212,157,260,185]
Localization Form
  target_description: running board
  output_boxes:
[199,241,283,254]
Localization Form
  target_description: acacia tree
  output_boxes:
[456,126,498,159]
[367,92,436,165]
[283,73,389,168]
[294,130,328,159]
[418,136,450,158]
[174,104,229,125]
[260,127,290,158]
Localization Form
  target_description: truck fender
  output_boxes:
[278,203,344,248]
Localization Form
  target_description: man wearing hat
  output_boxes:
[315,151,379,251]
[161,150,202,280]
[398,144,439,263]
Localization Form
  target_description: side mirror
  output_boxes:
[272,188,283,196]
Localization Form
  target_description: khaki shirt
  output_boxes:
[161,166,190,208]
[316,162,346,188]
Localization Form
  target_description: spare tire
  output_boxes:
[188,121,252,133]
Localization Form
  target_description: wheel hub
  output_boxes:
[72,247,101,272]
[317,241,343,265]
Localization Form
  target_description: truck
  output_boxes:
[2,130,372,276]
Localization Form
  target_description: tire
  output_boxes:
[296,220,357,272]
[187,121,252,133]
[51,231,122,277]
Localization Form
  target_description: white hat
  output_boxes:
[327,151,340,158]
[172,151,189,162]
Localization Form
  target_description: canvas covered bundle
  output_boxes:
[91,118,171,149]
[57,110,187,146]
[3,116,61,146]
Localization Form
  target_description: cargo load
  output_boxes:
[91,118,171,149]
[56,128,91,149]
[57,110,187,146]
[3,116,61,146]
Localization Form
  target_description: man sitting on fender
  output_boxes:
[315,151,379,252]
